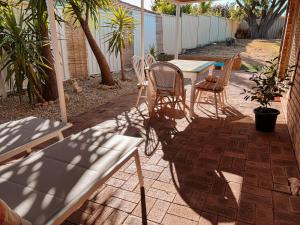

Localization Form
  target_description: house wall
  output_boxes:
[280,0,300,167]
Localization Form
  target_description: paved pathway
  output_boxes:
[61,71,300,225]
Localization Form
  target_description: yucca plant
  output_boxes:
[105,6,135,81]
[0,7,47,103]
[21,0,62,101]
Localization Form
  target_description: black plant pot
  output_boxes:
[254,107,280,132]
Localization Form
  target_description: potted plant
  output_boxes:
[243,57,294,132]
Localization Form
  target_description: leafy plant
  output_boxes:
[242,57,294,110]
[148,44,157,60]
[0,7,47,103]
[105,6,135,81]
[152,0,192,15]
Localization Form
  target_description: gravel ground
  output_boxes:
[0,71,137,124]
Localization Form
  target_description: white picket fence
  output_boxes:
[162,14,239,55]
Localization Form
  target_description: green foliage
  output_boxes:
[236,0,287,19]
[191,1,212,16]
[105,6,135,57]
[149,44,157,60]
[152,0,244,20]
[0,7,48,103]
[229,3,245,20]
[242,57,294,109]
[63,0,111,26]
[152,0,192,15]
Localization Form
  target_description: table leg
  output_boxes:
[189,77,197,117]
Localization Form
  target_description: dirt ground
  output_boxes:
[185,39,281,69]
[0,71,138,124]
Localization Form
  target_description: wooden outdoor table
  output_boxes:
[168,59,215,116]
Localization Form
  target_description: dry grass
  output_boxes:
[185,39,281,68]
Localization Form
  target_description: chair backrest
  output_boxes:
[224,53,238,86]
[145,53,156,67]
[214,54,238,90]
[149,62,184,97]
[132,56,146,84]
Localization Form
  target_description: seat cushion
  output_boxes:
[195,81,223,92]
[205,76,219,83]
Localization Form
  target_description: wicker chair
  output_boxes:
[195,54,236,117]
[145,53,156,67]
[149,62,186,116]
[132,56,148,107]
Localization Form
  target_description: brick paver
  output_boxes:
[58,71,300,225]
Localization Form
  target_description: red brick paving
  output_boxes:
[56,71,300,225]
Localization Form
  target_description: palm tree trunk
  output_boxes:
[120,48,125,81]
[41,24,58,101]
[77,17,115,85]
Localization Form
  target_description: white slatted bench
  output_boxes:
[0,127,144,225]
[0,116,72,163]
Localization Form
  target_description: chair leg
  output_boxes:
[221,92,225,107]
[195,89,200,101]
[214,92,218,117]
[58,132,64,141]
[136,87,143,107]
[134,151,144,187]
[183,94,186,114]
[218,93,223,109]
[224,88,228,103]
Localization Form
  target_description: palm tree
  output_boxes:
[64,0,115,85]
[105,6,135,81]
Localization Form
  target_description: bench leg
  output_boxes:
[26,148,32,154]
[134,151,144,187]
[58,132,64,141]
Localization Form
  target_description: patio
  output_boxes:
[53,71,300,225]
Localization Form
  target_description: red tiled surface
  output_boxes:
[55,72,299,224]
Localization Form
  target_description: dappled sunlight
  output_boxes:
[0,116,70,164]
[221,171,243,184]
[15,193,37,216]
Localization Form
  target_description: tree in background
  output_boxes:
[105,6,135,81]
[152,0,192,15]
[236,0,288,38]
[191,1,212,16]
[64,0,115,85]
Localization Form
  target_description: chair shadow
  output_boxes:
[143,106,253,224]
